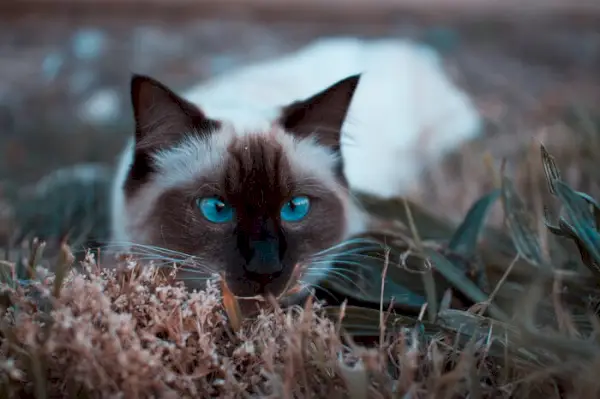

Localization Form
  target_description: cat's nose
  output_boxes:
[243,239,283,275]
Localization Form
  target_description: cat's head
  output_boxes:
[120,73,363,298]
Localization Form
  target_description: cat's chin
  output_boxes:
[224,275,292,300]
[222,262,309,302]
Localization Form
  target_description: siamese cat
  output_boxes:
[109,38,481,299]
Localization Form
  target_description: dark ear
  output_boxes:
[130,74,219,152]
[124,74,219,196]
[279,74,360,152]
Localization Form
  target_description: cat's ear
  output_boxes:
[130,74,219,152]
[279,74,360,152]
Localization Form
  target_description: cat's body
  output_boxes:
[182,38,481,197]
[110,37,481,298]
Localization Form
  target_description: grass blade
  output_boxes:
[554,181,600,268]
[424,248,509,322]
[448,189,501,259]
[501,175,545,267]
[540,144,562,195]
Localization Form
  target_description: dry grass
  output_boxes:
[2,145,600,398]
[0,252,572,398]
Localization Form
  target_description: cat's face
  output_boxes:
[121,73,361,298]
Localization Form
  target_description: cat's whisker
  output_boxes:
[305,265,365,279]
[305,259,373,274]
[152,263,217,277]
[118,252,218,275]
[167,260,219,275]
[304,271,371,298]
[115,243,187,258]
[102,241,195,259]
[310,251,392,264]
[297,280,339,301]
[304,267,363,286]
[309,252,400,269]
[312,243,383,258]
[314,236,382,252]
[101,241,220,273]
[118,250,183,260]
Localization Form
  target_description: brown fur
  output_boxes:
[125,76,221,197]
[118,73,360,298]
[145,134,346,297]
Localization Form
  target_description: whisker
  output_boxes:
[116,252,218,275]
[102,242,194,259]
[305,267,363,286]
[127,261,214,276]
[305,265,365,280]
[312,237,383,255]
[102,241,193,257]
[123,253,184,262]
[304,269,369,296]
[298,281,340,302]
[317,274,372,298]
[311,251,394,264]
[307,259,374,272]
[311,247,384,261]
[164,262,217,276]
[309,256,402,272]
[100,241,220,273]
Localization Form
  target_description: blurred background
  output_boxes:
[1,0,600,249]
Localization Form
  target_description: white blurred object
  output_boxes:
[185,37,482,198]
[79,89,121,125]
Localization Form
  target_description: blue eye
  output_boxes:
[196,197,234,223]
[280,196,310,222]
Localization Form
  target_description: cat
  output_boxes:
[109,37,481,299]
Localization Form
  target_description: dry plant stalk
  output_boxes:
[220,272,243,333]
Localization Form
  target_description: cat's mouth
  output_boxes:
[221,262,309,302]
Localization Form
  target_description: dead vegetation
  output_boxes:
[0,144,600,398]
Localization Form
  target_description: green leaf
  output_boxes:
[574,190,600,230]
[448,189,501,258]
[424,248,509,322]
[501,175,545,267]
[553,181,600,269]
[557,217,600,276]
[540,144,562,196]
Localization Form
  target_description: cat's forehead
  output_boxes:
[151,123,340,193]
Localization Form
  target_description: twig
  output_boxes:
[402,198,437,323]
[478,254,519,317]
[379,247,391,348]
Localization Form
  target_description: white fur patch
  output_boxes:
[184,37,482,198]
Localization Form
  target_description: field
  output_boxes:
[0,2,600,397]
